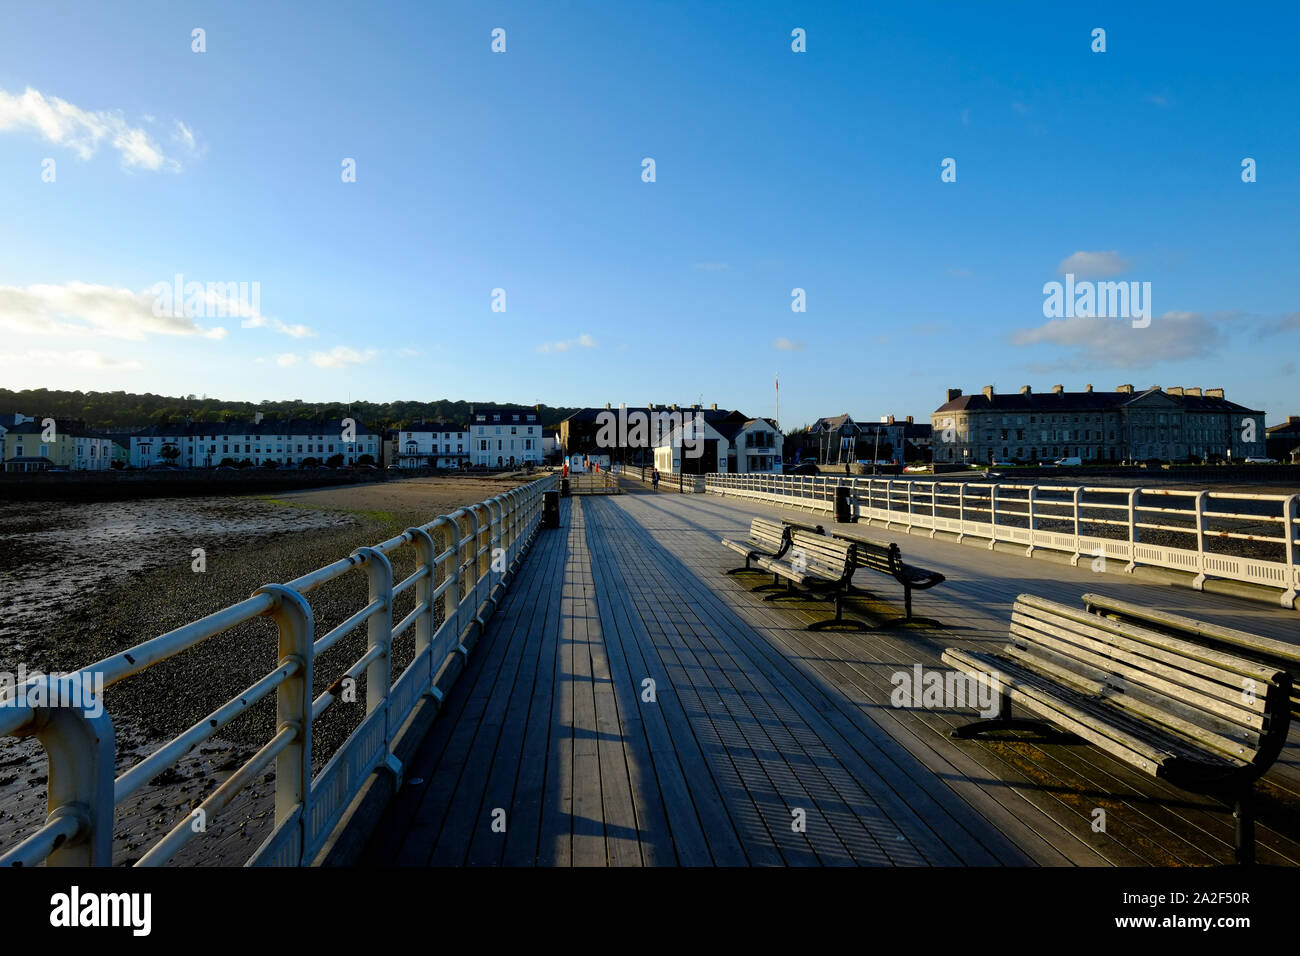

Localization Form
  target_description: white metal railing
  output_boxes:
[0,474,556,867]
[706,473,1300,608]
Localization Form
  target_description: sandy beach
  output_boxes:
[0,473,535,865]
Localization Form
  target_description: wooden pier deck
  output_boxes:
[362,484,1300,867]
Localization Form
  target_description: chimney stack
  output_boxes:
[1020,385,1032,394]
[982,385,995,400]
[1052,384,1064,395]
[906,415,913,424]
[1166,386,1184,396]
[1185,387,1202,396]
[945,388,963,403]
[711,403,717,411]
[1085,384,1093,393]
[254,412,264,424]
[1206,387,1224,398]
[605,402,611,409]
[1117,384,1134,394]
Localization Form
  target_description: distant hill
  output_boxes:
[0,388,582,432]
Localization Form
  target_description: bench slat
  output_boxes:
[1010,611,1271,716]
[1005,643,1262,761]
[1009,617,1269,728]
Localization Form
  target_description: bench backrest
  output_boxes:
[837,534,900,576]
[788,529,854,581]
[748,518,788,552]
[1082,592,1300,719]
[1009,594,1291,773]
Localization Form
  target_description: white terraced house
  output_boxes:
[389,422,469,469]
[469,405,543,468]
[129,419,382,469]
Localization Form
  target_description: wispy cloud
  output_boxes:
[310,346,378,368]
[275,353,301,368]
[0,348,142,370]
[1056,250,1131,278]
[0,281,225,340]
[773,337,804,351]
[241,315,315,338]
[537,333,597,353]
[1010,311,1225,369]
[0,86,197,171]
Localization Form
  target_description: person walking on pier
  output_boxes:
[651,468,660,492]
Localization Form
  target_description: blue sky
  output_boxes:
[1,1,1296,428]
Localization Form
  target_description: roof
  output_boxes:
[810,414,855,432]
[469,406,540,425]
[933,387,1261,415]
[129,419,382,439]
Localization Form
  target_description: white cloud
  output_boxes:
[241,315,315,338]
[0,86,196,171]
[0,348,142,370]
[0,281,225,340]
[275,353,301,367]
[310,346,377,368]
[773,338,805,351]
[1056,250,1131,278]
[537,333,597,353]
[1010,311,1223,369]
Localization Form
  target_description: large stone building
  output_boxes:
[930,384,1266,465]
[128,418,383,469]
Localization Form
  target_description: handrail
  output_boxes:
[0,473,556,867]
[706,474,1300,609]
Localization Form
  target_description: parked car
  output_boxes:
[1244,457,1278,464]
[1054,456,1083,467]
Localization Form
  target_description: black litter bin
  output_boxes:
[834,484,854,523]
[542,490,560,528]
[559,477,571,498]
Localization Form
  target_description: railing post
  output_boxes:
[905,481,914,529]
[9,676,116,866]
[1191,491,1209,590]
[1124,488,1140,572]
[1068,486,1083,566]
[957,484,966,542]
[406,527,436,670]
[1025,485,1037,557]
[988,484,998,549]
[255,583,314,863]
[1282,494,1298,609]
[352,547,395,718]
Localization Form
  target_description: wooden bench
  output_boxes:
[830,529,946,624]
[720,518,790,574]
[752,529,866,631]
[1083,592,1300,720]
[942,593,1292,863]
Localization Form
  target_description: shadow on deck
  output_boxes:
[360,490,1300,867]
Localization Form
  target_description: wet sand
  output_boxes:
[0,473,533,865]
